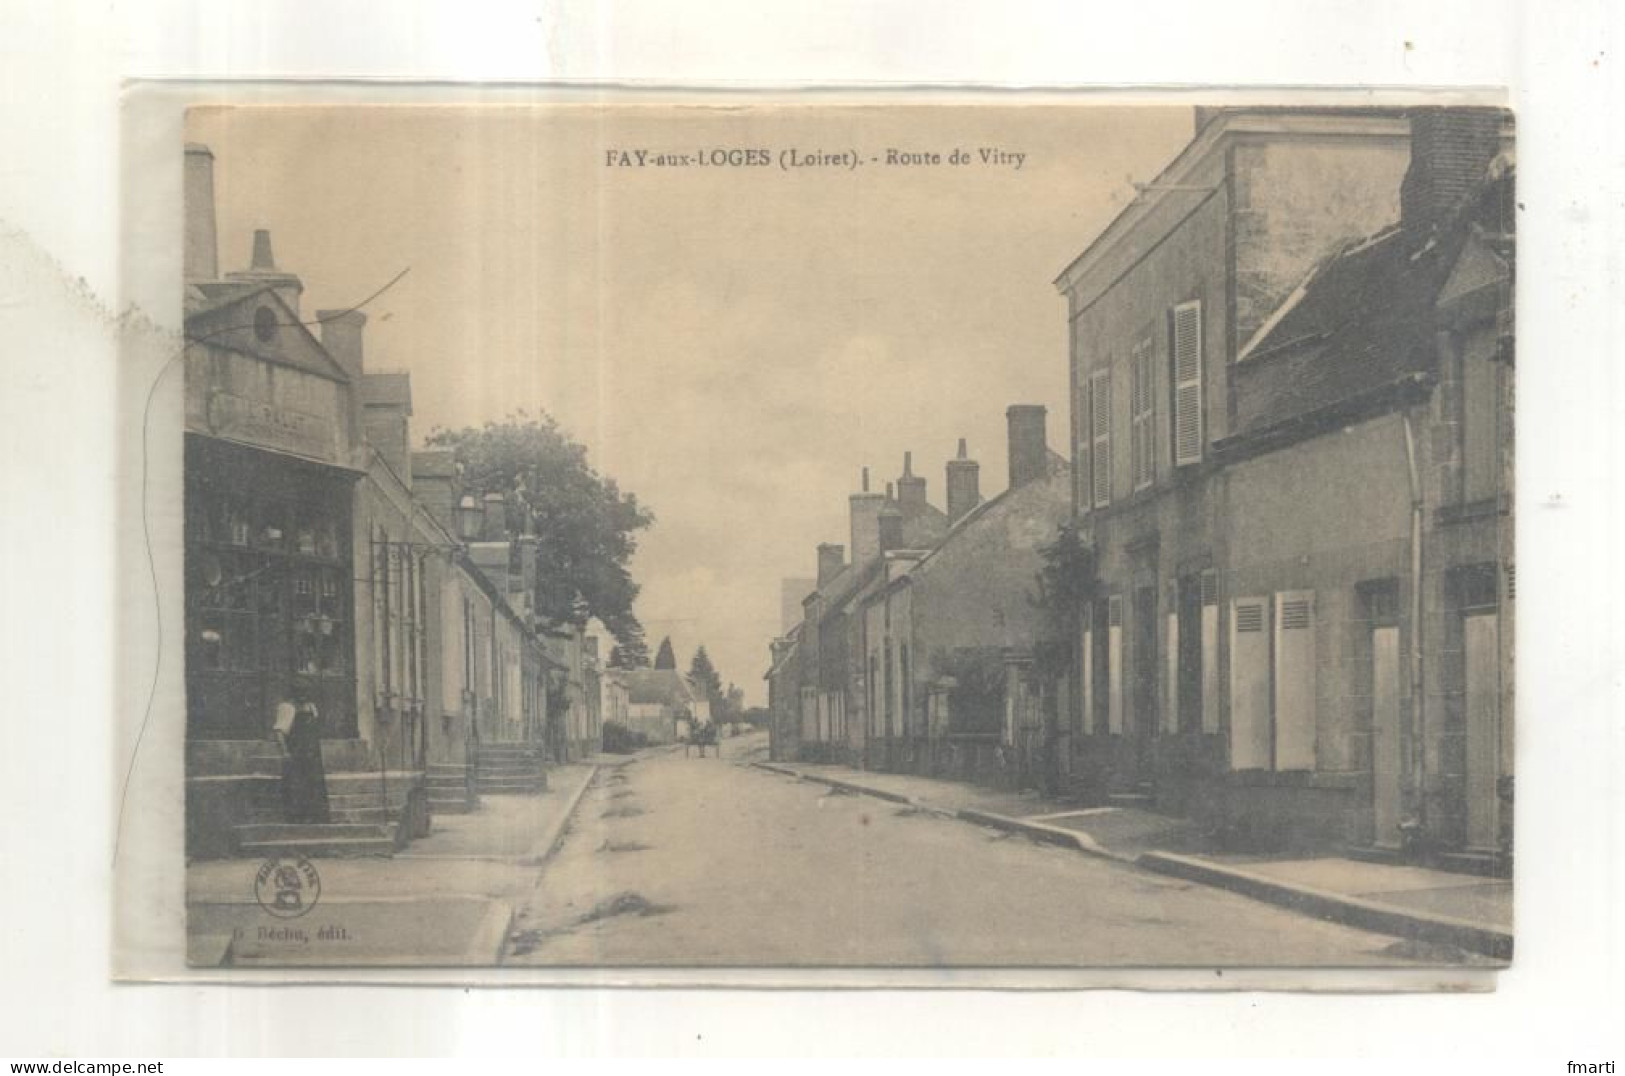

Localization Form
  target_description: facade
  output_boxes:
[858,412,1072,788]
[183,142,575,855]
[1054,107,1513,863]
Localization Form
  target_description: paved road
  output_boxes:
[504,736,1448,967]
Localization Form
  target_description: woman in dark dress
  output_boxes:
[273,694,330,824]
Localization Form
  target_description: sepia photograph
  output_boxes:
[172,101,1515,971]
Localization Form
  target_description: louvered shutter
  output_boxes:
[1172,300,1204,466]
[1273,590,1316,770]
[1229,596,1270,769]
[1090,369,1112,509]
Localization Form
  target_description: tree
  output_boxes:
[1031,523,1098,681]
[688,646,724,713]
[426,412,654,651]
[653,636,677,670]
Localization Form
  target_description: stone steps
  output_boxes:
[235,821,399,858]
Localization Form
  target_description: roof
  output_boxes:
[620,669,697,708]
[897,496,948,549]
[361,371,413,412]
[183,283,350,385]
[1225,166,1514,448]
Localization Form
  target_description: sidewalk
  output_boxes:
[757,759,1512,961]
[186,762,598,967]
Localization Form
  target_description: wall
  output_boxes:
[1231,137,1408,351]
[909,474,1072,683]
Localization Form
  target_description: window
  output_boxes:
[1089,368,1113,509]
[1273,590,1316,770]
[1462,350,1502,503]
[1131,338,1156,490]
[1171,300,1204,466]
[253,305,279,343]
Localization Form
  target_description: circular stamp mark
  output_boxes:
[254,855,322,918]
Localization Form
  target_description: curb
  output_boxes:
[1138,850,1513,961]
[522,763,599,865]
[752,762,953,816]
[955,808,1122,862]
[469,901,518,965]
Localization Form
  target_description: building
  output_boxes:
[1209,111,1514,860]
[620,668,703,744]
[183,143,562,855]
[1054,106,1513,863]
[858,411,1072,789]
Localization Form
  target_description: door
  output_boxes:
[1371,625,1403,848]
[1464,612,1502,850]
[1130,586,1159,779]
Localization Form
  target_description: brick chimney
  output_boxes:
[183,144,218,283]
[946,437,981,524]
[360,372,413,486]
[1401,108,1505,229]
[816,543,845,587]
[1007,404,1048,489]
[849,466,886,568]
[878,483,904,553]
[897,451,927,511]
[411,450,459,535]
[226,229,304,317]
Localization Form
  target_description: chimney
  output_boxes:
[183,144,218,283]
[411,450,459,535]
[849,467,886,568]
[481,492,507,542]
[317,309,366,382]
[816,544,845,587]
[226,228,305,317]
[317,309,366,454]
[1401,107,1505,229]
[361,372,413,487]
[1007,404,1049,489]
[946,437,982,524]
[878,484,904,553]
[897,451,927,511]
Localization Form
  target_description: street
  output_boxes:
[502,733,1456,967]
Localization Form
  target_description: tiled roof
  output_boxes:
[1229,168,1513,444]
[621,669,696,708]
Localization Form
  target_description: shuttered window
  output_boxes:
[1090,368,1113,509]
[1171,300,1204,466]
[1229,596,1271,769]
[1273,590,1317,771]
[1130,338,1156,490]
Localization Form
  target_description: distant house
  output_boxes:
[620,668,702,744]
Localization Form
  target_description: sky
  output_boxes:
[188,104,1194,704]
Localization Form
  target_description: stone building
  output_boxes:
[1054,106,1513,864]
[857,410,1072,788]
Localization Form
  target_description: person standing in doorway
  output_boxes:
[273,692,330,824]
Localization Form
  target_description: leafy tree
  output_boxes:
[426,412,654,651]
[1031,523,1098,681]
[652,636,677,670]
[688,646,724,713]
